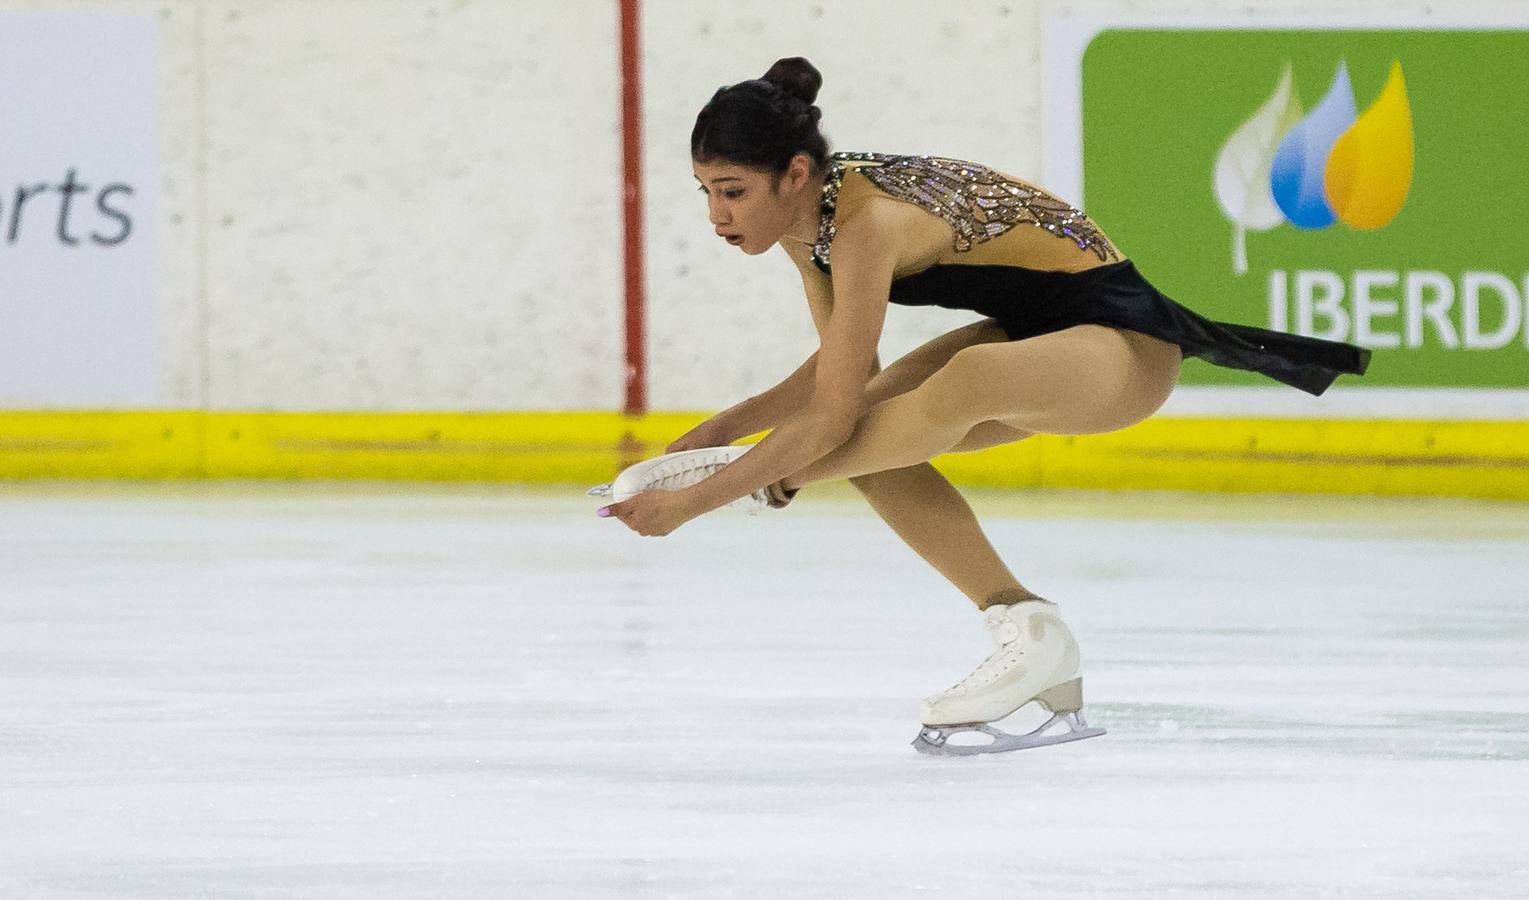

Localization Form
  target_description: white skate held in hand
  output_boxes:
[588,445,769,512]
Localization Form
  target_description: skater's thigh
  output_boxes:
[863,318,1011,407]
[924,325,1182,435]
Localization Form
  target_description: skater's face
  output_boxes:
[693,153,817,255]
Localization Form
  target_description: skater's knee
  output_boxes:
[848,468,900,494]
[919,345,1011,426]
[848,471,877,492]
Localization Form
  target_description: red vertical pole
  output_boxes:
[619,0,647,417]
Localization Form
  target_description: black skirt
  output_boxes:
[887,259,1370,396]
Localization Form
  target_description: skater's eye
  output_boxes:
[695,182,745,200]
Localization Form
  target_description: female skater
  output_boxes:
[597,58,1368,754]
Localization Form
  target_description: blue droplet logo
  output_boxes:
[1269,62,1356,229]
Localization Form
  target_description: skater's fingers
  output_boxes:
[597,495,675,537]
[599,498,652,533]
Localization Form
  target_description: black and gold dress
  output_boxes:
[813,152,1369,396]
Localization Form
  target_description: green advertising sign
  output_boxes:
[1081,29,1529,388]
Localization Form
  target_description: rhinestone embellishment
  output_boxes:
[811,152,1118,272]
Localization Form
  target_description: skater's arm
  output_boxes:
[672,209,896,515]
[675,270,873,448]
[694,350,819,446]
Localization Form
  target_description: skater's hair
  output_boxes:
[691,57,830,177]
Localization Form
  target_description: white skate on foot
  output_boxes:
[587,445,769,513]
[912,600,1104,757]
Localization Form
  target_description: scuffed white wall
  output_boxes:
[4,0,1526,411]
[4,0,623,412]
[202,1,623,411]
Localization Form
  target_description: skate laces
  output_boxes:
[644,456,723,491]
[984,605,1023,647]
[939,607,1026,694]
[642,451,766,505]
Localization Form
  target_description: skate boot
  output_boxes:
[587,445,771,512]
[912,599,1104,756]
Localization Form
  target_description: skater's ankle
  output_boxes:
[975,587,1050,610]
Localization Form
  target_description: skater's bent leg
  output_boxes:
[946,419,1032,453]
[849,463,1038,608]
[762,326,1017,505]
[859,319,1012,409]
[786,386,973,488]
[782,326,1180,489]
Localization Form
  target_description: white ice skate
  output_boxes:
[912,600,1104,757]
[587,445,769,512]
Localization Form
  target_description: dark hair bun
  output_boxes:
[691,57,831,173]
[761,57,822,106]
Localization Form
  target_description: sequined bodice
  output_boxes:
[811,152,1118,273]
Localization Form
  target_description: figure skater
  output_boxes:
[594,57,1369,755]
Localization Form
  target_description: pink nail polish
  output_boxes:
[597,507,611,517]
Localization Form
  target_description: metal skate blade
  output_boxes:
[587,483,612,498]
[911,713,1105,757]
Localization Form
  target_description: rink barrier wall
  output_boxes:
[1,411,1526,500]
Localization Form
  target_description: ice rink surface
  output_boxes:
[2,483,1527,899]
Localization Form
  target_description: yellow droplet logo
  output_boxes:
[1323,60,1414,230]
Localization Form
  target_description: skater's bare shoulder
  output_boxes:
[831,172,953,277]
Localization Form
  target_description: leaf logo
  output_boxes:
[1214,63,1303,275]
[1214,60,1414,274]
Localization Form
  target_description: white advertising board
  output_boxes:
[0,13,159,408]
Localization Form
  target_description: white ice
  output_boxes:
[2,484,1527,898]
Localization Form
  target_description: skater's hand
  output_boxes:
[598,489,698,537]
